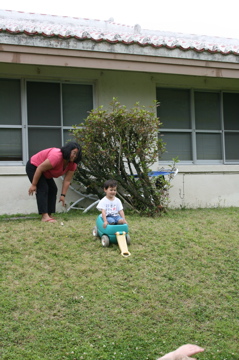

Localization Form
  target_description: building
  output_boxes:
[0,9,239,215]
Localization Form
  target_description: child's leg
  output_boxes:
[117,218,125,224]
[106,216,117,225]
[115,215,125,224]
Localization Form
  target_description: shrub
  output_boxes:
[71,98,175,216]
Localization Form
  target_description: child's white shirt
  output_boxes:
[96,196,123,217]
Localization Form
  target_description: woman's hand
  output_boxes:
[29,184,37,195]
[60,170,74,208]
[28,160,53,196]
[59,195,66,207]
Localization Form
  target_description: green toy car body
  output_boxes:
[93,215,131,247]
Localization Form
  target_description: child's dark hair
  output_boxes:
[104,179,118,189]
[61,142,82,164]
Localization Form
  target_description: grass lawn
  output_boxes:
[1,208,239,360]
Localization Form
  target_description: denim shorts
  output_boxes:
[106,215,123,224]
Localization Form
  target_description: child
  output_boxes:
[97,179,127,228]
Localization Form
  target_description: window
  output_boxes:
[157,88,239,164]
[0,79,93,163]
[0,79,22,161]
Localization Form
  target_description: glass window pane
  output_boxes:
[223,93,239,130]
[196,133,222,160]
[62,84,93,126]
[63,129,78,144]
[0,79,21,125]
[225,133,239,161]
[160,132,192,160]
[195,92,221,130]
[157,89,191,129]
[28,129,61,158]
[0,129,22,160]
[27,82,61,126]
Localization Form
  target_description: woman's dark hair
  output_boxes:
[61,142,82,164]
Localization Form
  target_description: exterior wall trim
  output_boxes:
[1,44,239,78]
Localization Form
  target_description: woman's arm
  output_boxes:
[59,170,75,206]
[28,159,53,195]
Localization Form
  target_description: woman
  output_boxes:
[26,142,81,223]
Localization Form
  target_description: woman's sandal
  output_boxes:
[42,218,57,223]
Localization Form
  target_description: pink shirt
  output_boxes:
[30,148,77,179]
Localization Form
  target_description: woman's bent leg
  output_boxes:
[46,178,58,214]
[26,160,37,183]
[36,176,50,214]
[26,161,56,222]
[26,161,46,214]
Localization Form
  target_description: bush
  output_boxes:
[71,98,175,216]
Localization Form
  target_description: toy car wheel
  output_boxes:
[126,234,131,245]
[92,226,98,237]
[101,235,110,247]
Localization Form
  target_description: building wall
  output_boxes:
[1,165,238,215]
[169,165,239,209]
[0,63,239,215]
[0,170,87,215]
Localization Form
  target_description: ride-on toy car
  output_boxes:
[93,215,131,257]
